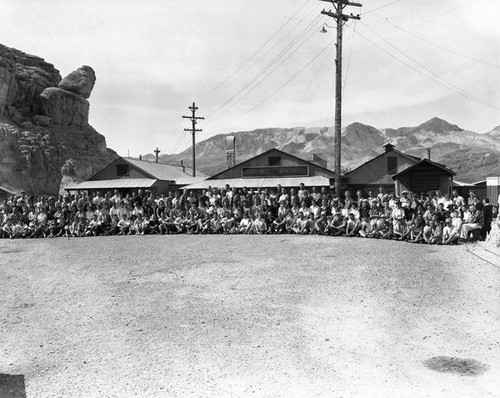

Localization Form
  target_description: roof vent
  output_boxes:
[383,142,395,152]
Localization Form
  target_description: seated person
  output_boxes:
[460,205,483,241]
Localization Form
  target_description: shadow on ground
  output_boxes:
[0,374,26,398]
[423,356,489,376]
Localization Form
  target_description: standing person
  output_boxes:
[452,189,465,208]
[467,191,480,207]
[481,198,494,240]
[342,191,354,216]
[311,187,322,204]
[298,183,309,206]
[377,187,387,203]
[278,187,289,205]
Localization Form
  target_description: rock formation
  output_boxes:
[0,43,118,196]
[58,65,96,98]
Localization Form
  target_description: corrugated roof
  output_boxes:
[174,176,209,186]
[125,158,207,181]
[0,185,19,195]
[183,176,331,190]
[65,178,157,190]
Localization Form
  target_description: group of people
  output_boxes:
[0,184,497,245]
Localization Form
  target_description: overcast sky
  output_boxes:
[2,0,499,156]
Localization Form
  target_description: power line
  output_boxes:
[343,21,357,94]
[356,21,500,110]
[214,37,337,132]
[363,0,404,15]
[201,0,314,104]
[373,15,500,70]
[205,15,325,125]
[205,14,323,121]
[172,3,318,154]
[298,39,336,105]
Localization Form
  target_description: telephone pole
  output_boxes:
[182,102,204,177]
[154,147,161,163]
[320,0,361,195]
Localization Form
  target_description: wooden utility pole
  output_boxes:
[320,0,361,195]
[182,102,204,177]
[154,147,161,163]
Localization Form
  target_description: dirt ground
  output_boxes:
[1,235,499,398]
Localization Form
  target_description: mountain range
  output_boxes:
[147,117,500,183]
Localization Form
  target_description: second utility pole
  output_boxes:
[320,0,361,196]
[182,102,204,177]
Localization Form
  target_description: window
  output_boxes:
[387,157,398,175]
[268,156,282,166]
[116,164,130,176]
[242,166,308,177]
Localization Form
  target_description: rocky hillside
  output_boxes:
[157,117,500,183]
[0,43,118,196]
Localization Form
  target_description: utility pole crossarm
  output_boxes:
[319,0,362,7]
[182,102,204,177]
[321,10,361,21]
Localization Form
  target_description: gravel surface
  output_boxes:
[1,236,499,397]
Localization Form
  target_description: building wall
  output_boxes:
[346,151,416,186]
[394,171,453,196]
[90,160,151,180]
[211,150,335,180]
[156,181,171,194]
[487,177,500,205]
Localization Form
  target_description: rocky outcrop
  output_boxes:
[0,43,118,195]
[0,43,61,115]
[58,65,95,98]
[40,87,89,127]
[40,65,96,127]
[0,56,17,115]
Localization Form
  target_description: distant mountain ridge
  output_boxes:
[151,117,500,183]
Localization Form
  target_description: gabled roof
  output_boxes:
[89,157,206,183]
[345,147,420,176]
[65,178,157,191]
[125,158,207,180]
[392,158,456,179]
[207,148,335,180]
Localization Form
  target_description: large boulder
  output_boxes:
[40,87,89,127]
[14,64,62,111]
[0,57,17,115]
[59,65,96,98]
[0,43,61,113]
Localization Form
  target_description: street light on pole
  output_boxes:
[319,0,361,196]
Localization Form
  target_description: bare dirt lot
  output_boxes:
[1,236,499,397]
